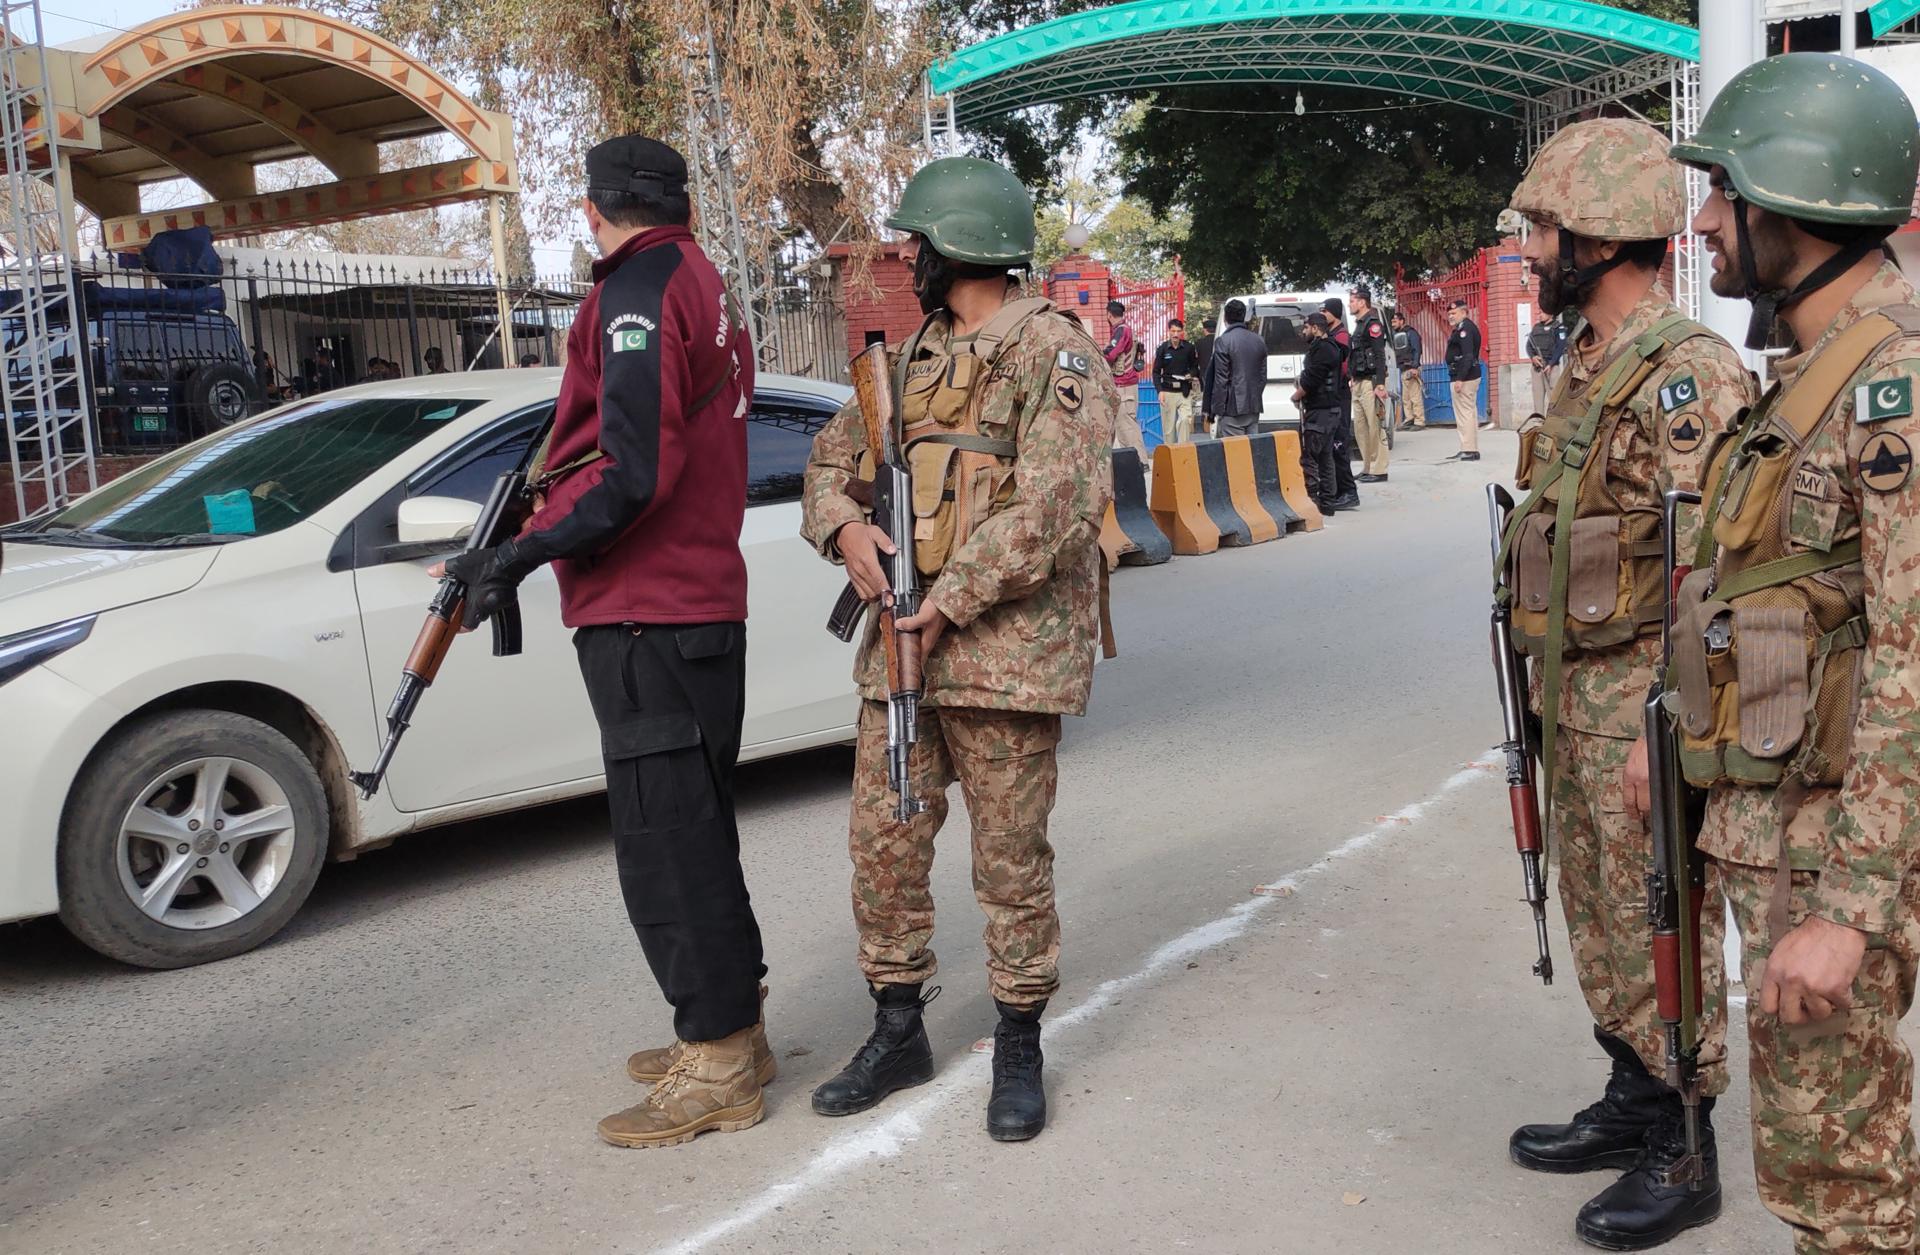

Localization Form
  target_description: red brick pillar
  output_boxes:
[1044,253,1113,339]
[829,242,924,357]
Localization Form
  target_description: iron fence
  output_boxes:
[2,244,848,467]
[2,252,587,457]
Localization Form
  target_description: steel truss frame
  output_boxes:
[1,0,95,521]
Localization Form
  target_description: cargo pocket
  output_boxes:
[1567,516,1623,625]
[1754,999,1891,1115]
[1734,606,1810,761]
[673,623,737,662]
[603,711,714,834]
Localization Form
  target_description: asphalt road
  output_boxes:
[0,429,1848,1254]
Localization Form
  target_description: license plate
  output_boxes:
[133,414,164,432]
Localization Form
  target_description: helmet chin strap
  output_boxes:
[1734,197,1883,350]
[1557,229,1631,292]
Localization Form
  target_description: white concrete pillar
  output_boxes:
[1696,0,1763,358]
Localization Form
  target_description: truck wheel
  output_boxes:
[58,710,329,969]
[183,363,261,434]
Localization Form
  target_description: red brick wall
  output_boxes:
[1,454,156,525]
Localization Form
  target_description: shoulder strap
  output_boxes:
[1772,311,1902,444]
[972,296,1055,368]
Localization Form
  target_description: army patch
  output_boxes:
[1659,376,1698,412]
[1855,377,1913,424]
[611,328,649,352]
[907,359,942,380]
[1055,349,1091,377]
[1667,412,1706,454]
[1792,466,1829,501]
[1860,431,1914,493]
[1053,373,1085,412]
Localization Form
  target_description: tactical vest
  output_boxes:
[1350,313,1386,378]
[1499,312,1712,661]
[882,296,1060,578]
[1668,305,1920,792]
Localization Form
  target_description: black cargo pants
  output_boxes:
[1301,406,1341,509]
[575,621,765,1043]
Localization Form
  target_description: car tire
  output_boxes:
[182,362,262,434]
[57,710,329,969]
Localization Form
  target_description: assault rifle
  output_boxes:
[1645,488,1708,1188]
[825,343,927,823]
[1487,483,1553,984]
[349,421,550,799]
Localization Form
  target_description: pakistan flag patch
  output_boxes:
[612,328,650,352]
[1658,376,1698,412]
[1855,377,1913,424]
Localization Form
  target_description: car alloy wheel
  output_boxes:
[114,755,298,930]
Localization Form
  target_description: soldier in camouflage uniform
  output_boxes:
[1495,118,1754,1250]
[1649,55,1920,1253]
[800,157,1114,1143]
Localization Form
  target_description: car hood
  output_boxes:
[0,541,218,636]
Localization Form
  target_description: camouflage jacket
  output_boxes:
[1528,289,1756,738]
[800,306,1116,716]
[1699,262,1920,937]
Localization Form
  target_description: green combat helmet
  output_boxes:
[1671,53,1920,346]
[1671,52,1918,227]
[886,157,1036,266]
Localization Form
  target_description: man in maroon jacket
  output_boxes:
[439,134,769,1150]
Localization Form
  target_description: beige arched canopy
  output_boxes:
[8,5,517,250]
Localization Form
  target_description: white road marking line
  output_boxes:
[645,754,1500,1255]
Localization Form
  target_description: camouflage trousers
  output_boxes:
[847,700,1062,1008]
[1552,727,1730,1096]
[1720,860,1920,1253]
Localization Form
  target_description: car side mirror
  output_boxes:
[396,495,481,545]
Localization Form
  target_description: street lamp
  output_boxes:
[1063,222,1091,251]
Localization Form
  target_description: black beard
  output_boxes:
[911,243,951,315]
[1534,263,1595,317]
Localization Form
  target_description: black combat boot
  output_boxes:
[811,983,938,1117]
[986,999,1047,1141]
[1510,1029,1664,1173]
[1574,1094,1720,1251]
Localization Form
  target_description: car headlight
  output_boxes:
[0,616,96,688]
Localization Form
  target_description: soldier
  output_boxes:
[1639,54,1920,1253]
[800,157,1114,1142]
[1495,117,1754,1249]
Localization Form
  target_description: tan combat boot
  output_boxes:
[597,1026,765,1148]
[627,985,776,1086]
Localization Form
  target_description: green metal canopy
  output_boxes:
[1872,0,1920,38]
[929,0,1701,122]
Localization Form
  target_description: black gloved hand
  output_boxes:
[443,538,538,631]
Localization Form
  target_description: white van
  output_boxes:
[1221,290,1348,426]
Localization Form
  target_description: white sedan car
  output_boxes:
[0,369,858,968]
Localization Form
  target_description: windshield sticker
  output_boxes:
[203,489,256,535]
[423,406,461,422]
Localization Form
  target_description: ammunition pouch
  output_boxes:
[890,297,1057,579]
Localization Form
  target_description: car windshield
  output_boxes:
[23,393,482,545]
[1255,305,1314,358]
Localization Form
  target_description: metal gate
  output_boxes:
[1394,251,1490,422]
